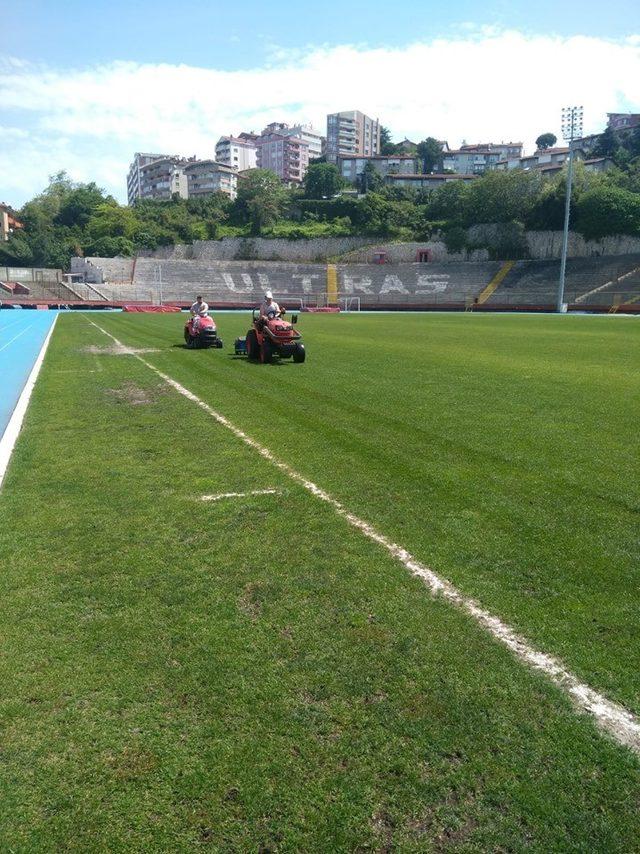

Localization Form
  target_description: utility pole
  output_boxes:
[557,105,584,313]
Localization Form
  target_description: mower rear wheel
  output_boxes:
[293,343,306,363]
[246,329,258,360]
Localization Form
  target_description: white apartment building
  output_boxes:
[283,124,324,161]
[326,110,380,162]
[138,157,190,200]
[127,152,169,204]
[215,135,257,171]
[184,160,239,199]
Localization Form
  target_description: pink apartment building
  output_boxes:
[256,124,310,184]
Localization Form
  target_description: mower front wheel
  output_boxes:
[293,343,306,363]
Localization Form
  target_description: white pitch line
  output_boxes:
[86,317,640,756]
[202,488,280,501]
[0,322,35,353]
[0,314,58,490]
[0,317,25,336]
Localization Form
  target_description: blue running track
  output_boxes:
[0,311,58,439]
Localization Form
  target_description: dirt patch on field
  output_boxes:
[107,382,162,406]
[82,344,160,356]
[237,582,263,621]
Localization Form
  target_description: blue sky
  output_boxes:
[1,1,639,205]
[3,0,639,68]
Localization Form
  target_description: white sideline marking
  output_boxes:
[86,317,640,756]
[0,315,58,490]
[202,488,280,502]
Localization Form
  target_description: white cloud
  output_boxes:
[1,29,639,204]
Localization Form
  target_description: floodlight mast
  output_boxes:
[557,105,584,312]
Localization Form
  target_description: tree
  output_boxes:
[464,170,541,226]
[628,125,640,158]
[55,183,115,228]
[416,138,443,174]
[535,133,557,150]
[234,169,288,234]
[303,163,345,199]
[593,126,619,158]
[380,126,397,156]
[574,183,640,239]
[358,161,384,193]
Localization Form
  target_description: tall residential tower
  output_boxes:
[326,110,380,162]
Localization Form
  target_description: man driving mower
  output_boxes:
[258,290,285,324]
[190,294,209,332]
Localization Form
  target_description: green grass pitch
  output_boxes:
[0,311,638,851]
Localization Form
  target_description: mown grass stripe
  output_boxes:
[86,316,640,757]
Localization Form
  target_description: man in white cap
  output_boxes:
[258,290,284,321]
[190,294,209,332]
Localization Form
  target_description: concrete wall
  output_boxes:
[140,236,378,262]
[338,241,489,263]
[137,230,640,265]
[524,231,640,260]
[0,265,61,282]
[71,257,135,284]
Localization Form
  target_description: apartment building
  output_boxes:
[0,203,23,242]
[338,155,416,183]
[494,147,573,171]
[326,110,380,162]
[460,142,523,159]
[138,157,190,200]
[184,160,239,199]
[442,142,523,175]
[127,152,170,204]
[215,135,258,171]
[607,112,640,132]
[385,173,478,190]
[283,124,324,160]
[256,126,310,183]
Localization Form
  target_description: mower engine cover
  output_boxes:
[184,315,223,349]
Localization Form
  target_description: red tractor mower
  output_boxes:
[235,309,305,363]
[184,314,223,349]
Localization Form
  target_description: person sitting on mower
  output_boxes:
[190,295,209,332]
[258,290,285,321]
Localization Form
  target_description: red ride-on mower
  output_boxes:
[184,314,223,350]
[240,309,305,363]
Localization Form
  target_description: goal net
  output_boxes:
[341,296,361,312]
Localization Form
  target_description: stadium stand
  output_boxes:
[335,262,501,307]
[9,253,637,312]
[486,255,640,307]
[91,259,501,308]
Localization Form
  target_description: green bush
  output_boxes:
[574,184,640,240]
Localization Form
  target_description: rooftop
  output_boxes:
[339,154,416,161]
[386,173,478,180]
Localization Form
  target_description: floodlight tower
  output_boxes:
[556,105,584,312]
